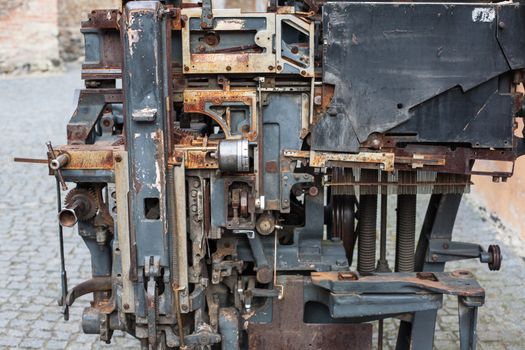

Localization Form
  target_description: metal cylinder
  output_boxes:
[50,153,70,170]
[218,139,250,172]
[357,194,377,273]
[395,194,416,272]
[58,199,85,227]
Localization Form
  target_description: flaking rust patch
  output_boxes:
[127,15,141,55]
[472,8,495,23]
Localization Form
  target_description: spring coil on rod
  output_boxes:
[395,194,416,272]
[357,170,378,273]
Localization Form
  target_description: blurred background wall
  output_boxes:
[0,0,265,74]
[0,0,62,74]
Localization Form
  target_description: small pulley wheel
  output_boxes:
[488,244,502,271]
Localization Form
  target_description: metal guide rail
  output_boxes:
[15,0,525,348]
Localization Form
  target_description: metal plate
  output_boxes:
[248,276,372,350]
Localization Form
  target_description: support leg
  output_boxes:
[458,296,483,350]
[395,194,463,350]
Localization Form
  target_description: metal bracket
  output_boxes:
[283,149,395,171]
[428,240,502,270]
[145,256,161,349]
[47,142,68,190]
[200,0,213,29]
[234,230,273,284]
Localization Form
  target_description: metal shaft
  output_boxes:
[55,177,69,320]
[58,199,85,228]
[376,192,391,272]
[395,194,416,272]
[358,194,377,273]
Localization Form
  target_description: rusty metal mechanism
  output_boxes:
[25,0,525,348]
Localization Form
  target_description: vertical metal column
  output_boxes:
[122,0,170,313]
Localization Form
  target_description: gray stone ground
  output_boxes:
[1,66,524,349]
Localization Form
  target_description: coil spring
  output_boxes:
[357,194,377,273]
[396,194,416,272]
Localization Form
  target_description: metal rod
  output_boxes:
[380,195,387,261]
[378,319,384,350]
[376,192,391,272]
[13,157,48,164]
[55,177,69,320]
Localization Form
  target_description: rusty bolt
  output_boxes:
[256,266,273,284]
[184,66,190,72]
[370,137,381,150]
[300,70,307,76]
[200,335,209,344]
[308,186,319,197]
[268,65,274,71]
[123,303,130,310]
[338,271,358,280]
[276,65,283,71]
[291,46,299,54]
[114,155,122,162]
[226,65,232,71]
[175,156,183,163]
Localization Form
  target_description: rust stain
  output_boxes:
[183,89,258,141]
[54,145,123,170]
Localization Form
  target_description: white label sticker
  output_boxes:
[472,8,495,23]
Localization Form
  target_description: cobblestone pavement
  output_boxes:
[1,67,524,349]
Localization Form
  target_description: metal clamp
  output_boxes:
[46,141,68,190]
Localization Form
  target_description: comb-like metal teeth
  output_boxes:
[327,169,470,195]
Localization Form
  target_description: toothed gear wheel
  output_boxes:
[64,188,98,221]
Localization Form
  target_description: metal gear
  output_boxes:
[64,188,98,221]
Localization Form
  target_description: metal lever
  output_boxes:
[145,256,161,349]
[55,177,69,320]
[46,141,68,190]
